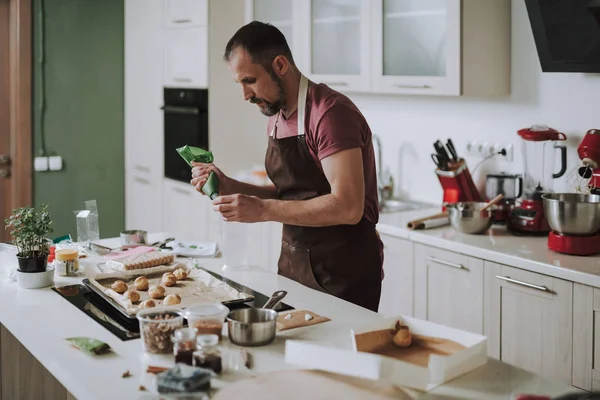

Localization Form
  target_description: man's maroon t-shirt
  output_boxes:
[266,82,379,225]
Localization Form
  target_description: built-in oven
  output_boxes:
[162,88,209,183]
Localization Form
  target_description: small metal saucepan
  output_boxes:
[227,290,287,347]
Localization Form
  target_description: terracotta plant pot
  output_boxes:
[17,253,48,273]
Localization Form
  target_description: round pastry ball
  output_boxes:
[124,290,140,303]
[148,285,166,299]
[134,276,149,291]
[393,325,412,348]
[163,293,181,306]
[162,273,177,287]
[111,280,128,294]
[139,300,155,309]
[173,268,188,280]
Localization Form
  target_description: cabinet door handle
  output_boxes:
[172,19,192,24]
[134,164,150,173]
[394,84,431,89]
[173,77,192,83]
[495,275,551,293]
[425,256,464,270]
[322,82,349,87]
[133,176,151,185]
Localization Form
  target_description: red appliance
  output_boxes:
[547,129,600,255]
[436,159,482,210]
[508,125,567,234]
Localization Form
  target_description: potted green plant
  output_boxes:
[4,204,53,273]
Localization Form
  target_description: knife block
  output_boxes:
[435,159,481,210]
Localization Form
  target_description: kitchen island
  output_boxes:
[0,234,579,400]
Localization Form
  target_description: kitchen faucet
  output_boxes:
[372,134,394,204]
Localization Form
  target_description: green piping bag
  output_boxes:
[176,145,220,199]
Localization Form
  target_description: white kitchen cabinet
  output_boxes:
[164,27,208,88]
[484,261,573,386]
[371,0,510,96]
[125,0,164,232]
[163,178,210,242]
[244,0,303,59]
[378,234,413,317]
[164,0,208,28]
[414,244,483,334]
[572,284,600,391]
[300,0,371,92]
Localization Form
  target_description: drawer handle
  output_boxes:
[133,176,151,185]
[425,256,464,270]
[174,187,192,196]
[173,77,192,83]
[172,19,192,24]
[496,275,551,293]
[394,84,431,89]
[134,164,150,173]
[322,82,349,87]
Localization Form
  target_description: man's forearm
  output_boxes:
[263,194,362,227]
[229,179,278,199]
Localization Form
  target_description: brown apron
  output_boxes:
[264,76,382,312]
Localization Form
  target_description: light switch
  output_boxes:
[34,157,49,172]
[48,156,63,171]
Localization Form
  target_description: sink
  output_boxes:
[379,199,434,214]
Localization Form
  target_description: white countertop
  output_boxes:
[0,235,579,399]
[377,208,600,288]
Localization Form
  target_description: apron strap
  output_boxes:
[297,74,308,137]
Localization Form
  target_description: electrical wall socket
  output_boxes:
[34,157,49,172]
[48,156,63,171]
[465,141,514,162]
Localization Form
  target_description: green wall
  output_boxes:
[33,0,124,239]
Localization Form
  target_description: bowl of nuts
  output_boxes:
[137,307,184,354]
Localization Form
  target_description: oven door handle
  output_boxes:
[160,105,200,115]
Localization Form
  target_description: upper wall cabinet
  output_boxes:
[244,0,303,58]
[244,0,510,97]
[300,1,371,92]
[164,0,208,28]
[372,0,510,96]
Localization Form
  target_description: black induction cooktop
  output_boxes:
[52,267,294,341]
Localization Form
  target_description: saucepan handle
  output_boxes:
[263,290,288,310]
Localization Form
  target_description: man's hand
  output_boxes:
[190,163,233,195]
[213,194,267,223]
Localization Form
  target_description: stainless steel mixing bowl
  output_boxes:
[445,202,496,234]
[542,193,600,235]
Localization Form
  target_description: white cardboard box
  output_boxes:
[285,315,488,392]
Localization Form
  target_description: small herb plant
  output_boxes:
[4,204,53,258]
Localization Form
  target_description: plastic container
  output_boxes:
[137,308,184,354]
[220,221,250,271]
[184,303,229,340]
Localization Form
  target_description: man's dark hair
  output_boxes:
[223,21,295,72]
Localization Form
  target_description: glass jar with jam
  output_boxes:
[193,334,222,374]
[171,327,197,366]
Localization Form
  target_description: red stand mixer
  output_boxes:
[544,129,600,256]
[507,125,567,234]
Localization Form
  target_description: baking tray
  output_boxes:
[83,268,255,320]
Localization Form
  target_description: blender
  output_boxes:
[543,129,600,256]
[507,125,567,234]
[485,173,522,224]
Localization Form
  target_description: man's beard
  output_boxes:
[249,71,286,117]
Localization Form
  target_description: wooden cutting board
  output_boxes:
[212,369,412,400]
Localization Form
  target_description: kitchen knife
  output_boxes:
[446,139,458,161]
[433,140,450,169]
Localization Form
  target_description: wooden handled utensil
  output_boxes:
[481,194,504,212]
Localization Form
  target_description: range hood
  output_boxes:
[525,0,600,73]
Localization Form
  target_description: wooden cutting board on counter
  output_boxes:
[212,369,412,400]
